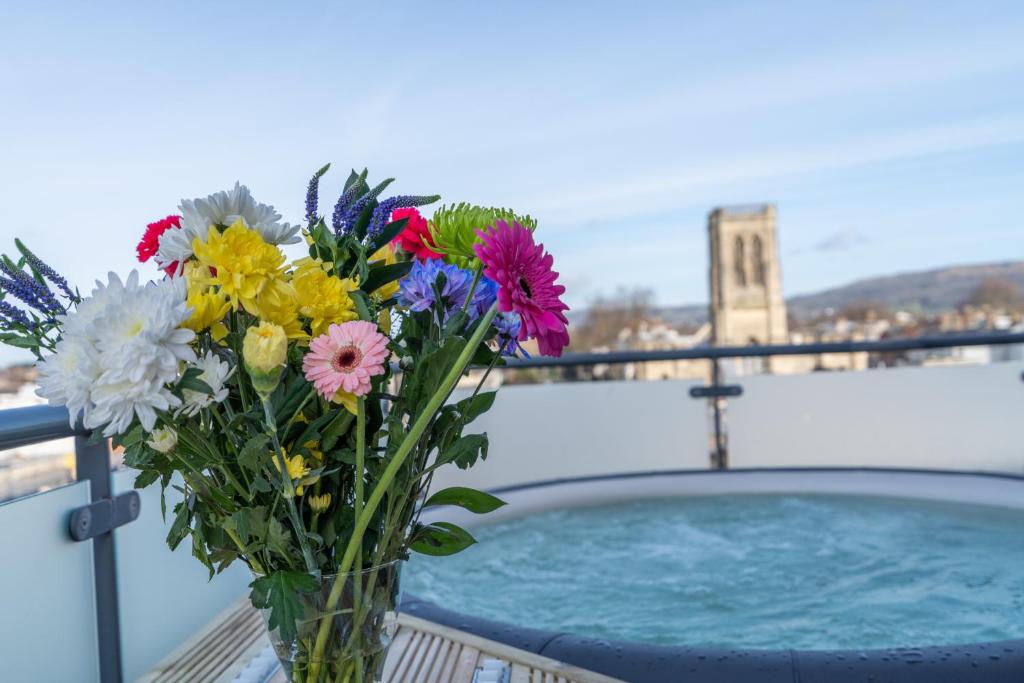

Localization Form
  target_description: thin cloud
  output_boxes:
[806,227,869,253]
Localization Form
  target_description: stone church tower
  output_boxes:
[708,204,789,349]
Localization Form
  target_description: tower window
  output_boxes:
[734,236,747,286]
[753,235,767,285]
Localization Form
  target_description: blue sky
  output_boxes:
[1,1,1023,364]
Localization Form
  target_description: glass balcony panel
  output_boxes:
[0,482,99,682]
[432,378,711,491]
[112,469,251,681]
[728,361,1024,470]
[0,437,76,503]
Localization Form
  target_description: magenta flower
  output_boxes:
[302,321,390,400]
[473,220,570,357]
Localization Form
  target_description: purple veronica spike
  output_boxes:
[18,243,75,301]
[0,299,33,331]
[0,262,62,317]
[367,195,441,239]
[304,164,330,225]
[334,181,392,236]
[331,173,370,234]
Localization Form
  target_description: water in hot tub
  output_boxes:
[403,494,1024,649]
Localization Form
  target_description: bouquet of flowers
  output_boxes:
[0,166,570,682]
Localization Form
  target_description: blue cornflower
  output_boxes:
[397,260,474,324]
[469,277,498,322]
[494,312,529,357]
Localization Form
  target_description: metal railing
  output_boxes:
[0,330,1022,681]
[0,406,133,682]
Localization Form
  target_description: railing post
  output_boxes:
[710,360,728,470]
[75,435,124,683]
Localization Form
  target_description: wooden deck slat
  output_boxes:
[391,629,425,682]
[434,641,462,683]
[146,599,624,683]
[451,644,481,682]
[380,626,413,682]
[413,632,443,683]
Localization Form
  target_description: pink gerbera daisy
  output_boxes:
[302,321,390,400]
[473,220,570,357]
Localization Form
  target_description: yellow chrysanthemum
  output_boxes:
[255,284,307,340]
[181,264,229,340]
[292,259,358,337]
[192,219,290,315]
[308,492,331,513]
[272,450,319,496]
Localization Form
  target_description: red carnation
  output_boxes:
[390,207,442,261]
[137,215,181,277]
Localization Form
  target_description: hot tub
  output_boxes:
[403,468,1024,682]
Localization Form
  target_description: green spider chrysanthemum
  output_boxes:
[427,203,536,268]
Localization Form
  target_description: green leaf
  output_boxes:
[454,392,495,423]
[367,216,408,252]
[166,501,191,551]
[192,520,214,577]
[133,470,160,489]
[405,337,467,417]
[293,411,338,451]
[266,517,293,559]
[178,366,214,395]
[249,571,319,643]
[223,507,254,545]
[410,522,477,556]
[361,261,413,295]
[438,433,489,469]
[349,289,373,322]
[320,411,355,452]
[2,336,39,349]
[423,486,506,514]
[442,310,469,337]
[238,435,269,473]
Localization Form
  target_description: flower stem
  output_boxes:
[306,302,499,681]
[352,396,366,683]
[460,265,483,315]
[262,397,319,575]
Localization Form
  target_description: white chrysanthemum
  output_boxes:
[92,272,195,386]
[156,182,300,266]
[146,426,178,453]
[179,350,232,416]
[37,270,196,436]
[36,336,100,427]
[90,378,181,436]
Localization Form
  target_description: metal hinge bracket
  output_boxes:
[69,492,141,541]
[689,385,743,398]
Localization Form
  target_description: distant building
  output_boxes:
[618,321,711,381]
[707,204,866,374]
[708,204,789,349]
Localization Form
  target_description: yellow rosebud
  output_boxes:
[308,492,331,513]
[243,322,288,395]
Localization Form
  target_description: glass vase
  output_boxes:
[259,561,403,683]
